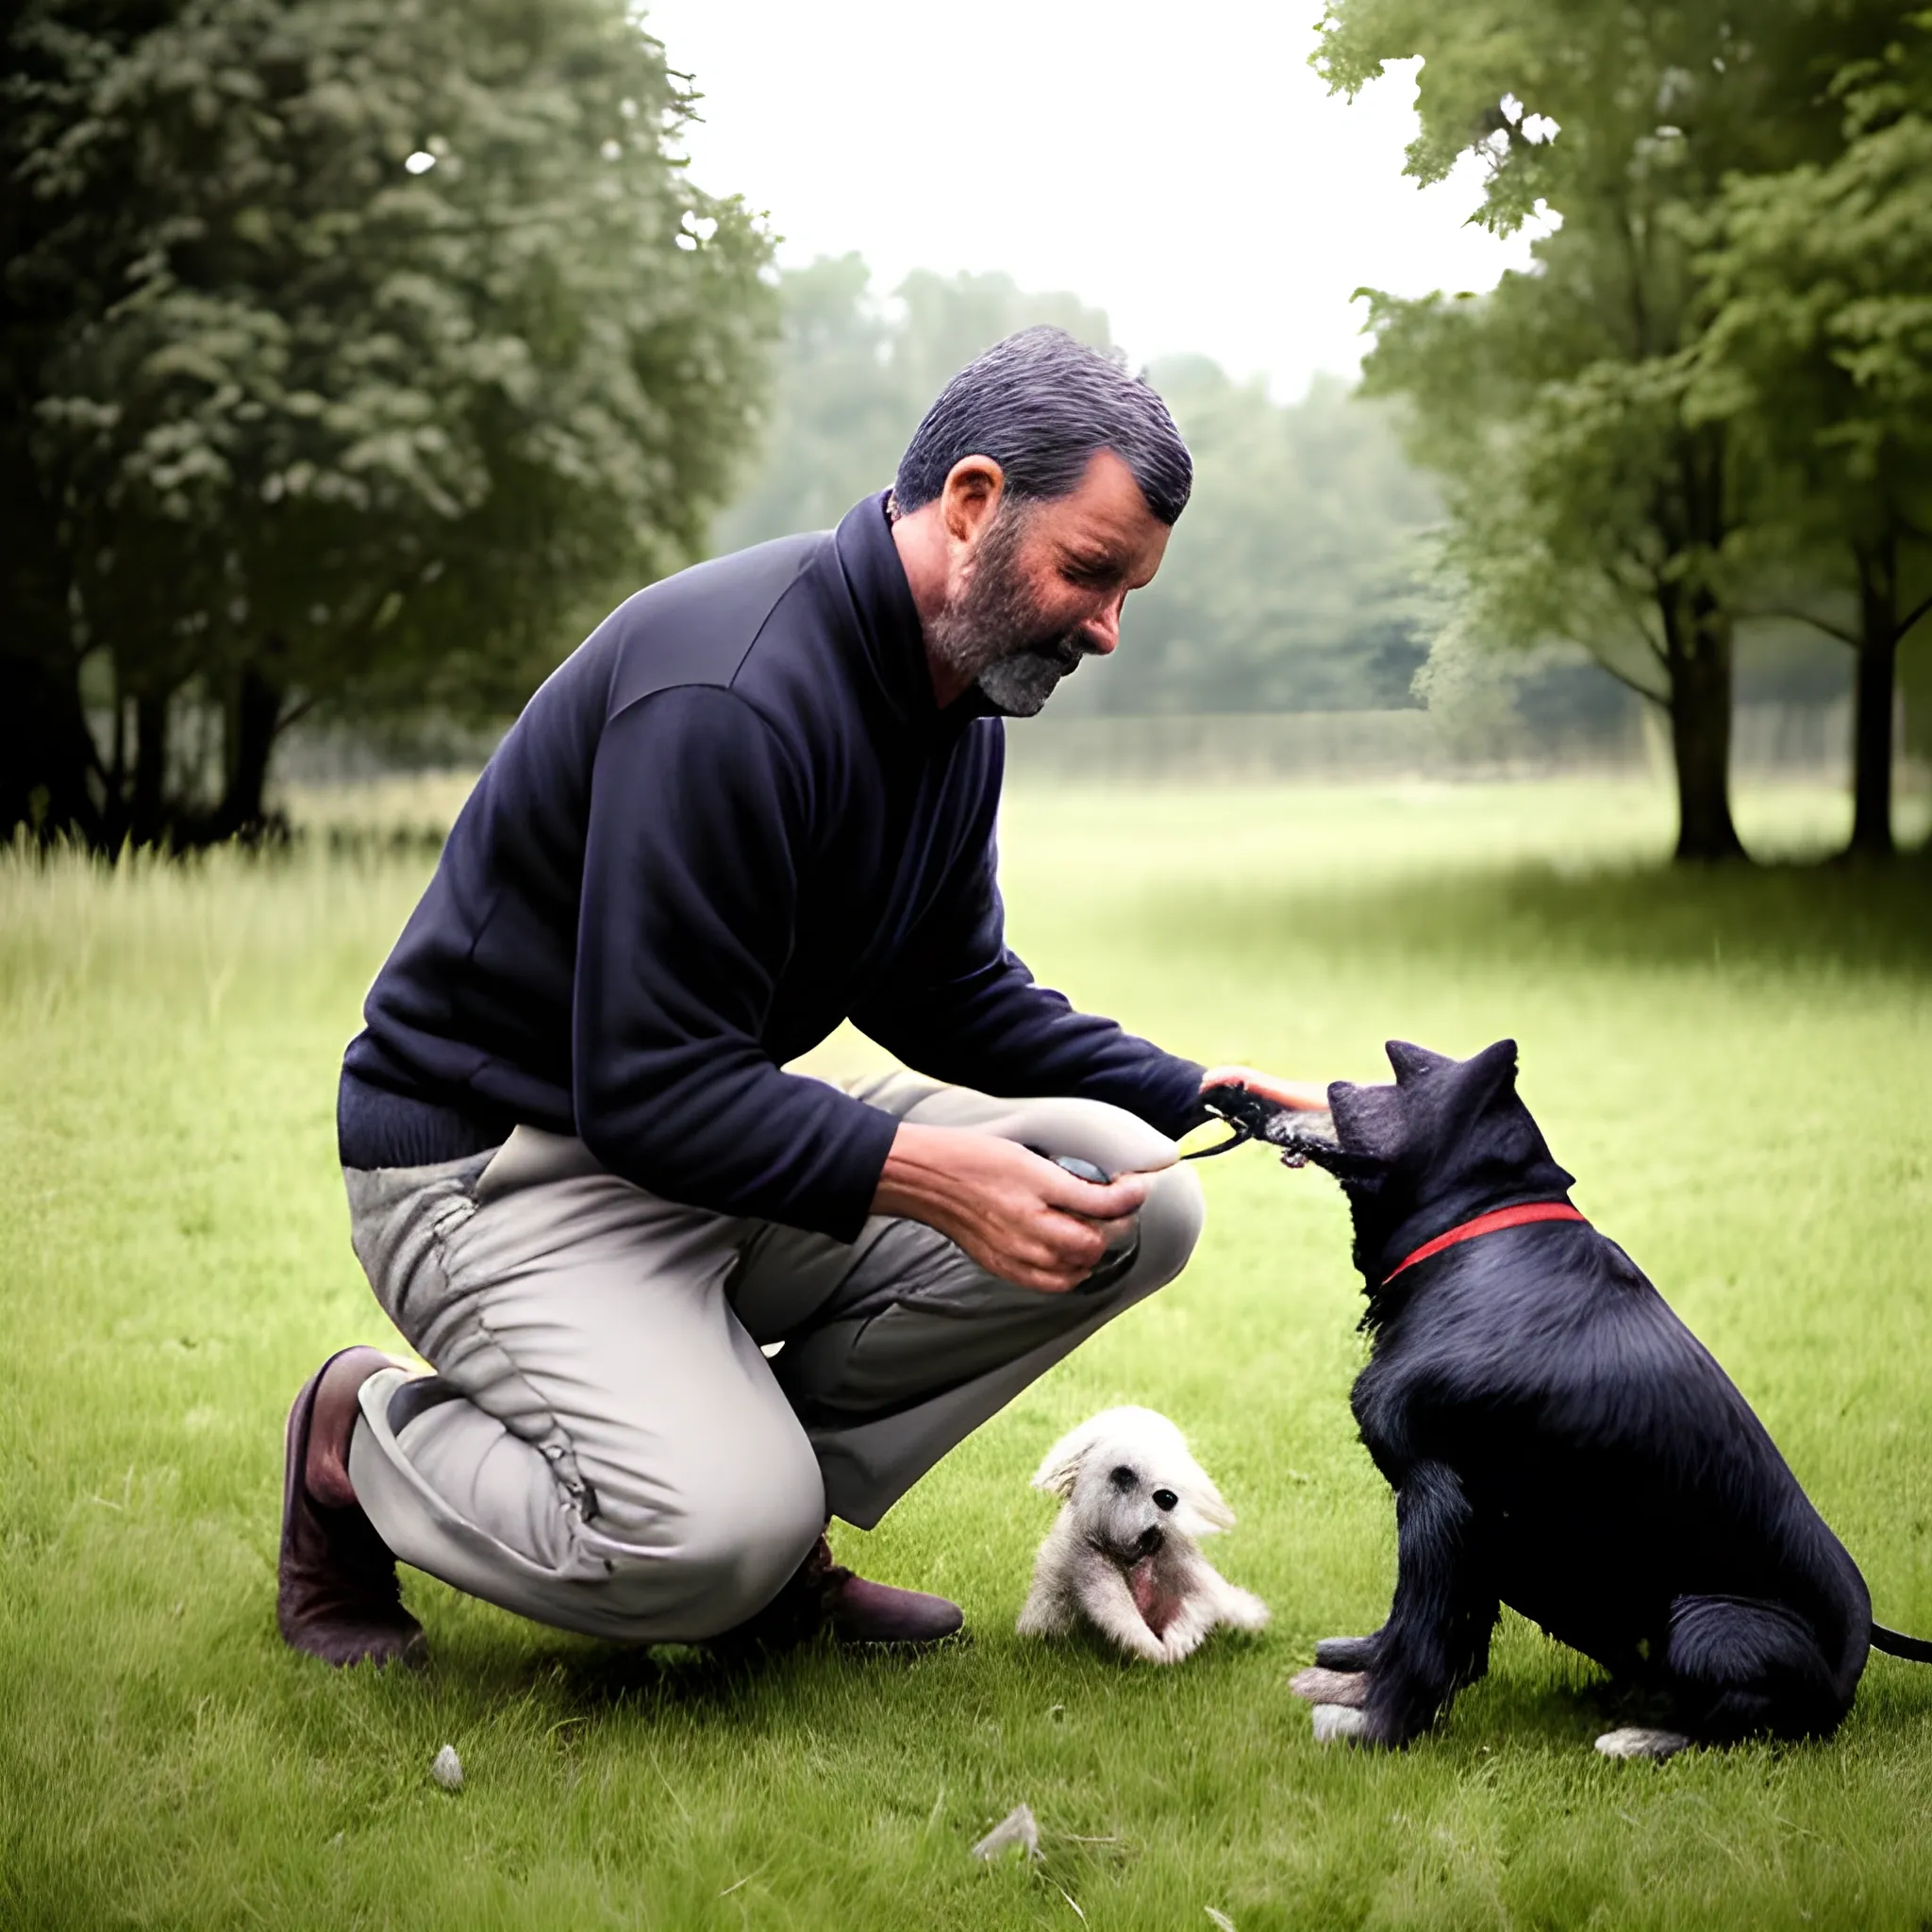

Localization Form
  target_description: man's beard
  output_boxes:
[926,507,1093,718]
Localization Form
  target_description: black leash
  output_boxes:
[1183,1083,1382,1181]
[1045,1086,1372,1295]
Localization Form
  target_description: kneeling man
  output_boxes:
[281,327,1317,1665]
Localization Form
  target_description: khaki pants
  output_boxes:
[343,1073,1204,1642]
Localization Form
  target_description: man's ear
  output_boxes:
[941,454,1005,548]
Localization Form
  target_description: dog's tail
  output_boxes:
[1871,1622,1932,1663]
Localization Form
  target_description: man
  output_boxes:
[280,327,1318,1666]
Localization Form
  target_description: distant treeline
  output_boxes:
[6,0,1926,861]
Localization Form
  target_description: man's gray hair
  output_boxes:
[894,327,1192,525]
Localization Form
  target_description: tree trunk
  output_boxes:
[129,691,171,847]
[0,649,102,846]
[1663,591,1746,862]
[214,657,285,839]
[1848,541,1898,859]
[0,427,100,843]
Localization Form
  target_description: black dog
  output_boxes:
[1219,1041,1930,1756]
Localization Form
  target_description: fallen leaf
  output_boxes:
[971,1803,1041,1861]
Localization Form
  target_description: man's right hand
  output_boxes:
[871,1122,1158,1293]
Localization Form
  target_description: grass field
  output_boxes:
[2,777,1928,1930]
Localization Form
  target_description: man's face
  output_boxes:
[928,448,1173,717]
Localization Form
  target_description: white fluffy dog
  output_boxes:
[1016,1407,1269,1663]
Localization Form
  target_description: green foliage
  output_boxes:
[1356,276,1698,703]
[2,778,1928,1925]
[1,0,776,843]
[718,258,1440,713]
[1690,19,1932,851]
[1321,0,1924,858]
[1324,0,1897,858]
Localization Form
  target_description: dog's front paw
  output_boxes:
[1156,1614,1213,1664]
[1218,1585,1271,1632]
[1594,1726,1691,1761]
[1091,1607,1173,1663]
[1310,1702,1369,1745]
[1015,1600,1073,1639]
[1290,1666,1368,1707]
[1313,1633,1381,1672]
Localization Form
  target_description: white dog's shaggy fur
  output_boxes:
[1016,1407,1269,1663]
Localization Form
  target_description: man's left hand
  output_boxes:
[1199,1065,1329,1112]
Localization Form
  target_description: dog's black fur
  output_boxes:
[1292,1038,1901,1750]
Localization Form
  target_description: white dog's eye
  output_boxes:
[1153,1489,1178,1511]
[1108,1465,1138,1491]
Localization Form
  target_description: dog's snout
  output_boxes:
[1137,1524,1164,1555]
[1153,1488,1178,1512]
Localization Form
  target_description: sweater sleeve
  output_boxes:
[850,792,1207,1143]
[573,686,899,1240]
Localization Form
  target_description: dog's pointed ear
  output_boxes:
[1386,1041,1455,1087]
[1170,1440,1237,1532]
[1032,1420,1097,1499]
[1451,1038,1522,1110]
[1471,1037,1520,1081]
[1193,1478,1236,1533]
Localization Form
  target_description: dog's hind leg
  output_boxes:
[1339,1461,1498,1748]
[1649,1594,1851,1745]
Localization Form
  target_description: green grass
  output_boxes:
[2,777,1929,1930]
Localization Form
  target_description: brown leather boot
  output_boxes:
[276,1347,425,1668]
[715,1535,963,1652]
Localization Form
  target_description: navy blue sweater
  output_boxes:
[340,494,1205,1241]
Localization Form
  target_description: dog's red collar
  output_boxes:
[1383,1201,1587,1286]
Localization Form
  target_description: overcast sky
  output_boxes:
[641,0,1536,400]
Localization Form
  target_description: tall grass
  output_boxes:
[1,779,1927,1930]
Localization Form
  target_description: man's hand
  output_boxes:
[1199,1065,1330,1112]
[872,1123,1160,1293]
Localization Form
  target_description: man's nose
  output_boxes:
[1081,598,1123,657]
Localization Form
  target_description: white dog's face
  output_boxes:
[1033,1406,1233,1564]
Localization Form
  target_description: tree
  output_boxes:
[3,0,774,846]
[1317,0,1889,858]
[1692,23,1932,858]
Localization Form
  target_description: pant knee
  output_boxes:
[1037,1096,1181,1177]
[1134,1160,1205,1286]
[603,1445,825,1639]
[883,1083,1180,1175]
